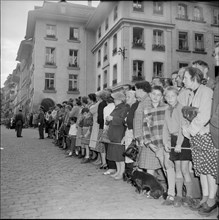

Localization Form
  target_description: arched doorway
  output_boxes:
[40,98,55,112]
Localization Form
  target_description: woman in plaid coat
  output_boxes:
[139,86,168,173]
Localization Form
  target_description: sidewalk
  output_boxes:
[0,126,218,219]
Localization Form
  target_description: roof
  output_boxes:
[25,1,96,39]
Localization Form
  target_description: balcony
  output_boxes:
[176,15,189,21]
[152,44,165,51]
[193,48,207,54]
[112,48,117,56]
[67,88,79,94]
[176,46,191,53]
[132,41,145,49]
[132,75,145,82]
[112,79,117,86]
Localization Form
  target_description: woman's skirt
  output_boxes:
[169,135,192,161]
[81,126,91,146]
[190,132,217,179]
[95,129,106,153]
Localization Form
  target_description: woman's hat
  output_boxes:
[111,91,126,101]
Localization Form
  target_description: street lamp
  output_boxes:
[117,47,127,59]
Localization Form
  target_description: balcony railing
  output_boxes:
[152,44,165,51]
[132,41,145,49]
[45,61,56,66]
[69,63,78,68]
[132,75,145,81]
[112,79,117,86]
[68,88,79,92]
[194,48,205,52]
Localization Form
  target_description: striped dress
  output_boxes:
[138,102,168,170]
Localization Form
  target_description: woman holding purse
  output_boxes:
[182,67,217,216]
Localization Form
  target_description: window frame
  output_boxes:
[112,64,117,85]
[152,29,165,51]
[44,73,55,90]
[193,6,203,22]
[132,27,145,48]
[69,27,79,41]
[153,1,163,15]
[46,24,56,38]
[133,1,144,12]
[112,34,117,55]
[97,49,101,67]
[97,75,101,91]
[178,31,189,51]
[45,47,56,65]
[68,74,78,92]
[177,3,188,20]
[194,32,205,52]
[212,8,219,25]
[68,49,79,68]
[103,70,108,88]
[132,60,144,81]
[178,62,189,69]
[153,62,163,78]
[103,42,108,61]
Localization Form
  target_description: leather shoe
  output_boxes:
[81,158,90,164]
[198,202,218,216]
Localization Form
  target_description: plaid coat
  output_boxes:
[138,102,168,169]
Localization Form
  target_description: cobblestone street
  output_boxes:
[0,125,217,219]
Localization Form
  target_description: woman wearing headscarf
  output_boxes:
[106,91,129,180]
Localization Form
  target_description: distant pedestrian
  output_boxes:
[14,108,25,137]
[38,106,45,139]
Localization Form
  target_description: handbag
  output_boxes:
[99,127,110,144]
[182,106,199,122]
[123,139,139,162]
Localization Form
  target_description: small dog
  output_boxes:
[123,168,167,199]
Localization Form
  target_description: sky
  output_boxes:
[1,0,100,88]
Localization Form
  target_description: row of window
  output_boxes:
[97,31,219,66]
[133,1,219,24]
[44,73,78,92]
[97,1,219,40]
[96,61,189,91]
[45,25,80,41]
[45,48,79,68]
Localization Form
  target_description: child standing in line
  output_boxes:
[66,117,78,157]
[163,86,193,207]
[80,107,93,164]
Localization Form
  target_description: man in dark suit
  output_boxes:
[38,106,45,139]
[14,108,25,137]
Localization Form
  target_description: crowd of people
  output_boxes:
[24,56,218,217]
[10,49,219,218]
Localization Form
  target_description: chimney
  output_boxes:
[88,0,92,7]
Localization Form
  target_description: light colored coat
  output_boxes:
[187,84,213,136]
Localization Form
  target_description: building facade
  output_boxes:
[5,1,219,115]
[18,1,96,112]
[87,1,219,91]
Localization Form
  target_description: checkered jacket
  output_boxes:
[142,103,168,148]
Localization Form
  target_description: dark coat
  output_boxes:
[38,112,45,126]
[14,112,24,126]
[108,103,129,143]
